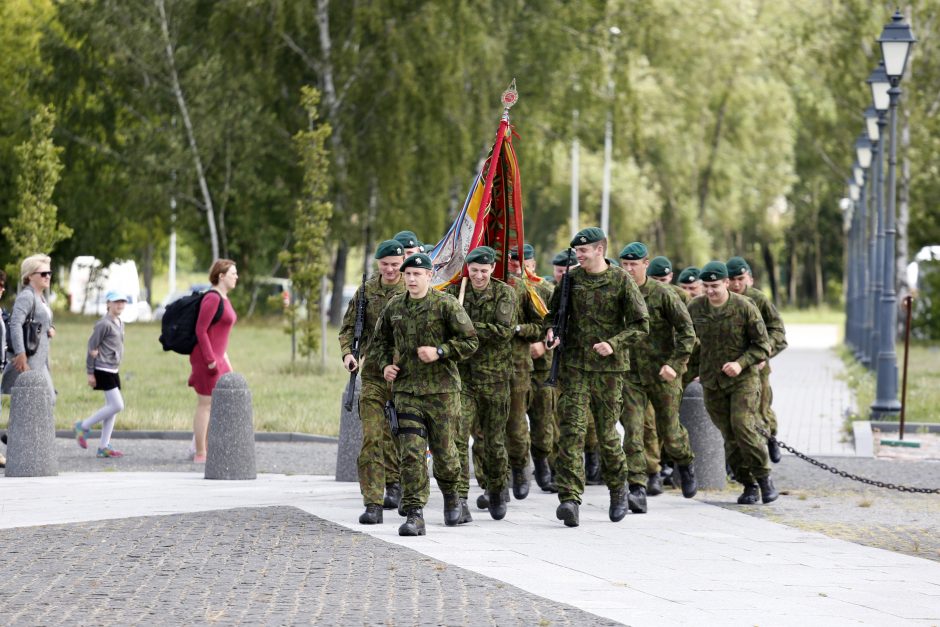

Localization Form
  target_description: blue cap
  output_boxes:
[106,290,130,303]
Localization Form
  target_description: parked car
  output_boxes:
[153,284,212,321]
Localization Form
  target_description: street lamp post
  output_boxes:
[848,180,861,351]
[855,132,878,368]
[872,10,915,418]
[854,160,872,366]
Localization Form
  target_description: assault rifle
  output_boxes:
[343,273,368,411]
[545,249,573,387]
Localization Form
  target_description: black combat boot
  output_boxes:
[383,483,402,510]
[737,483,760,505]
[358,504,383,525]
[767,438,782,464]
[609,486,628,522]
[487,488,507,520]
[677,464,698,499]
[457,498,473,524]
[627,484,647,514]
[646,472,663,496]
[556,500,580,527]
[443,493,461,526]
[476,493,489,510]
[398,508,426,536]
[533,457,552,491]
[584,450,602,485]
[757,476,779,504]
[511,467,530,500]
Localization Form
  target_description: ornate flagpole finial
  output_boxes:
[501,79,518,118]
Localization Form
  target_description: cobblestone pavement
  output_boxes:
[0,506,617,627]
[697,455,940,563]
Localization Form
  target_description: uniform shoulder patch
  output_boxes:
[456,311,470,325]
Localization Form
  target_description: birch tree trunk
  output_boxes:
[156,0,219,261]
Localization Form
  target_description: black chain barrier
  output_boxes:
[759,427,940,495]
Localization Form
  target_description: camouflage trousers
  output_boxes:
[585,407,598,451]
[759,364,777,435]
[357,377,400,506]
[617,377,652,487]
[507,367,532,469]
[459,380,509,497]
[635,377,695,474]
[394,391,461,510]
[528,369,558,462]
[555,369,628,503]
[702,377,771,485]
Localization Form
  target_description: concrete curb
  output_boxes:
[871,420,940,434]
[52,430,338,444]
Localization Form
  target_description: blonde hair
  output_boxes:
[20,254,52,286]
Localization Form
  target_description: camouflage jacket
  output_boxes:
[744,287,787,359]
[507,275,545,374]
[372,288,479,395]
[338,274,406,380]
[687,292,771,390]
[531,279,555,372]
[629,278,695,385]
[444,279,516,382]
[671,283,691,305]
[543,263,649,373]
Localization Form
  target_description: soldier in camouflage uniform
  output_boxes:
[678,267,704,390]
[551,252,601,484]
[727,256,788,463]
[544,228,650,527]
[444,246,516,521]
[339,240,406,525]
[523,245,559,492]
[619,244,698,503]
[688,261,777,505]
[503,249,546,499]
[372,253,480,536]
[393,231,423,257]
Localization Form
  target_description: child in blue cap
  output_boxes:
[75,291,129,457]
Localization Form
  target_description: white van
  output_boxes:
[68,256,145,322]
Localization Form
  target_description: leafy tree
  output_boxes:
[280,86,333,356]
[3,104,73,272]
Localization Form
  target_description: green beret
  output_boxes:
[678,267,701,284]
[552,250,577,267]
[726,256,751,278]
[416,242,427,254]
[699,261,728,282]
[400,253,433,272]
[393,230,419,248]
[374,239,405,260]
[508,243,535,260]
[647,256,673,278]
[570,227,605,247]
[465,246,496,265]
[619,241,648,260]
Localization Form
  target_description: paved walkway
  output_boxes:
[772,324,856,456]
[1,472,938,626]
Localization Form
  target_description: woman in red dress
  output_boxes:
[190,259,238,462]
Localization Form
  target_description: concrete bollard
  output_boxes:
[335,375,362,482]
[679,381,726,490]
[5,370,57,477]
[205,372,256,480]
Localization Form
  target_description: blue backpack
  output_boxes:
[159,290,224,355]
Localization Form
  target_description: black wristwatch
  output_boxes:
[436,346,445,358]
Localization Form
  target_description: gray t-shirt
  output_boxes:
[86,314,124,374]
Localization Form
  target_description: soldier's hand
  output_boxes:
[417,346,439,363]
[593,341,614,357]
[722,361,743,377]
[383,364,400,382]
[530,342,546,359]
[757,360,766,370]
[659,365,677,382]
[343,353,359,372]
[544,329,559,349]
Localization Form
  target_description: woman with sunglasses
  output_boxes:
[1,254,57,405]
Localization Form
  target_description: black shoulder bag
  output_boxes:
[22,293,43,357]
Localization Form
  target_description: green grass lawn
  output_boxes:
[779,306,846,326]
[840,340,940,424]
[2,314,348,436]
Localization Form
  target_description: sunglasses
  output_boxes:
[34,271,52,278]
